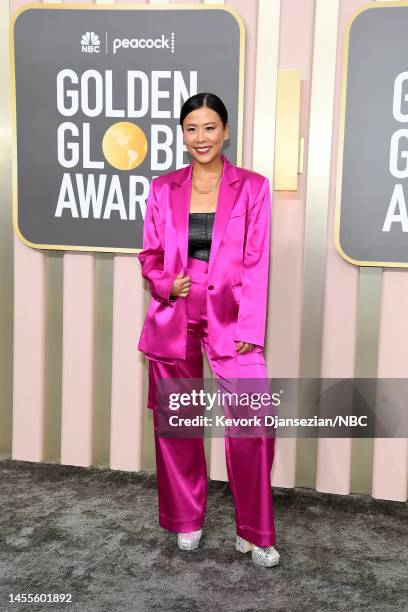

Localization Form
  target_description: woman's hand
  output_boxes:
[235,341,255,355]
[170,273,191,299]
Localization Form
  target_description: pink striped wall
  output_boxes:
[5,0,407,503]
[317,0,362,495]
[268,0,315,488]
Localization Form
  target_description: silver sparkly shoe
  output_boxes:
[236,535,280,567]
[177,529,203,551]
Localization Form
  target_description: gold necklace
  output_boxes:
[192,171,222,194]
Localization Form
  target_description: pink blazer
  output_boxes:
[137,153,271,361]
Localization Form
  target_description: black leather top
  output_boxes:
[188,212,216,262]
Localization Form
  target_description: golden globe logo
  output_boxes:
[55,68,197,220]
[102,122,148,171]
[81,32,100,54]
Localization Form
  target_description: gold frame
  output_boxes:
[334,1,408,268]
[9,2,245,254]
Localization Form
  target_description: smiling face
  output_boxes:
[182,105,230,165]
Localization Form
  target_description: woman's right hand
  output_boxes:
[170,273,191,298]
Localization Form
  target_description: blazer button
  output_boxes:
[208,284,214,290]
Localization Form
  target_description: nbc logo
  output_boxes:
[81,32,100,54]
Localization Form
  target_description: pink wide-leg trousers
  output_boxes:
[146,256,276,547]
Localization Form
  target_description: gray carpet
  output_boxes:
[0,459,407,612]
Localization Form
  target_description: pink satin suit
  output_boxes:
[138,154,276,547]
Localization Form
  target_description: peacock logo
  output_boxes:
[81,32,101,54]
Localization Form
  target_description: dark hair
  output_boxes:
[180,93,228,128]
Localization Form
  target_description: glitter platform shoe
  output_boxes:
[177,529,203,551]
[236,535,280,567]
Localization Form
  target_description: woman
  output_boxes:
[138,93,279,568]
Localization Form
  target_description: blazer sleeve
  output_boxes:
[234,177,271,347]
[138,179,178,304]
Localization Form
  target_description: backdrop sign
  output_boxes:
[336,3,408,267]
[10,4,244,252]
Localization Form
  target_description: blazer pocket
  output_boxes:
[145,353,176,366]
[235,350,266,365]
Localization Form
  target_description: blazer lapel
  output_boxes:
[170,162,192,270]
[170,153,241,272]
[208,154,241,273]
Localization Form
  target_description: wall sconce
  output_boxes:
[274,69,303,190]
